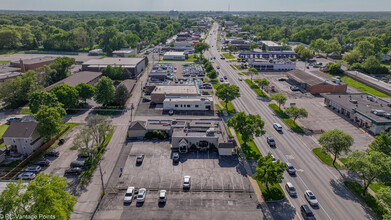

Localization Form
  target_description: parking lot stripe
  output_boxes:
[129,176,134,186]
[221,176,224,190]
[230,176,235,190]
[149,176,153,188]
[139,175,144,188]
[240,176,245,190]
[169,178,173,190]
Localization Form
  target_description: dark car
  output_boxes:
[58,139,65,145]
[78,153,89,158]
[45,150,59,157]
[300,204,316,220]
[290,86,300,91]
[64,167,83,175]
[173,152,180,163]
[6,117,21,124]
[267,136,276,147]
[34,159,50,167]
[286,162,296,175]
[136,155,144,164]
[70,160,86,168]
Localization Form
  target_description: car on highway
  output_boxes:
[290,86,300,91]
[158,190,167,203]
[220,57,225,60]
[172,152,180,163]
[18,172,36,180]
[45,150,60,157]
[273,123,283,131]
[124,186,135,204]
[136,154,145,164]
[300,204,316,220]
[64,167,83,175]
[78,152,89,158]
[58,138,65,145]
[285,182,297,197]
[219,77,224,82]
[238,77,243,81]
[25,165,41,173]
[224,76,228,80]
[137,188,147,203]
[266,136,276,147]
[34,159,50,167]
[271,154,277,163]
[286,162,296,175]
[304,190,319,207]
[216,66,220,69]
[183,176,191,189]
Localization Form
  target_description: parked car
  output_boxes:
[286,162,296,175]
[58,138,65,145]
[18,172,36,180]
[158,190,167,203]
[64,167,83,175]
[6,117,21,124]
[277,77,286,81]
[183,176,191,189]
[45,150,59,157]
[124,186,135,204]
[290,86,300,91]
[136,154,144,164]
[285,182,297,197]
[25,165,41,173]
[137,188,147,203]
[34,159,50,167]
[220,57,225,60]
[219,77,224,82]
[304,190,319,207]
[273,123,283,131]
[78,153,89,158]
[70,160,85,168]
[266,136,276,147]
[300,204,316,220]
[168,109,174,116]
[173,152,180,163]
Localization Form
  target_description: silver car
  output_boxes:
[137,188,147,203]
[305,190,319,206]
[17,172,36,180]
[273,123,283,131]
[183,176,191,189]
[158,190,167,203]
[124,186,135,204]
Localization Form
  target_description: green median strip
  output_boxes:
[312,148,342,169]
[223,53,235,59]
[268,104,304,134]
[235,130,261,160]
[220,101,236,115]
[245,79,268,97]
[344,181,388,219]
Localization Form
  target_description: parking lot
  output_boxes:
[95,141,264,219]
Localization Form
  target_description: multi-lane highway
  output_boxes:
[205,22,375,220]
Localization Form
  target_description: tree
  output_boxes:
[369,131,391,156]
[325,39,342,54]
[310,38,326,55]
[343,50,362,65]
[261,43,266,51]
[208,70,217,79]
[49,57,75,83]
[294,44,306,53]
[50,84,79,109]
[326,63,344,75]
[94,76,115,106]
[75,83,95,103]
[253,152,286,190]
[87,115,113,146]
[215,84,240,110]
[285,106,308,123]
[297,48,314,61]
[194,42,210,58]
[362,56,389,75]
[0,29,22,49]
[29,91,62,114]
[227,45,236,54]
[347,150,391,196]
[254,78,270,90]
[227,112,265,145]
[33,105,66,139]
[318,129,354,166]
[248,67,258,81]
[355,40,375,59]
[115,84,130,108]
[0,174,76,219]
[250,43,258,51]
[270,93,287,110]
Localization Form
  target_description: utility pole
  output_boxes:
[130,103,134,122]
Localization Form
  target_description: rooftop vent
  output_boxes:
[350,100,358,104]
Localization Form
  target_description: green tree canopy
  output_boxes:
[326,63,344,75]
[33,105,66,139]
[227,112,265,144]
[248,67,259,81]
[250,43,259,51]
[75,83,95,103]
[318,129,354,166]
[215,83,240,110]
[285,106,308,123]
[115,84,130,108]
[254,78,270,90]
[194,42,210,58]
[94,76,115,106]
[270,93,287,110]
[50,84,79,109]
[355,40,375,58]
[253,152,287,190]
[29,90,62,114]
[325,39,342,54]
[49,57,75,84]
[369,131,391,156]
[343,50,362,65]
[310,38,326,54]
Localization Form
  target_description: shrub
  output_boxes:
[144,130,168,140]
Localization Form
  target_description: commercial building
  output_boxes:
[173,41,194,52]
[82,57,145,78]
[88,49,104,56]
[226,38,250,50]
[287,69,348,94]
[169,10,179,20]
[163,96,213,111]
[2,122,43,156]
[112,48,137,57]
[163,52,186,61]
[45,71,102,91]
[127,119,235,155]
[323,93,391,135]
[10,56,56,73]
[119,79,136,93]
[327,52,343,60]
[260,41,284,51]
[249,59,296,71]
[151,85,199,103]
[239,52,297,59]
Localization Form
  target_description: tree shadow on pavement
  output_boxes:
[266,198,297,220]
[330,179,359,202]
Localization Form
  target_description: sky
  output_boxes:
[1,0,391,12]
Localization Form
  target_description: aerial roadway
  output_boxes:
[205,22,375,220]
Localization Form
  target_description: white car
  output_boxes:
[271,154,277,163]
[304,190,319,207]
[273,123,283,131]
[124,186,135,204]
[137,188,147,203]
[183,176,191,189]
[17,172,36,180]
[158,190,167,203]
[238,77,243,81]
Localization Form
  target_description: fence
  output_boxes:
[0,125,71,180]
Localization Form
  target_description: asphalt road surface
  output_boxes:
[205,22,375,220]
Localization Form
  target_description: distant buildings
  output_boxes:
[248,58,296,71]
[10,56,56,73]
[88,49,103,56]
[260,41,284,52]
[82,57,145,78]
[169,10,179,20]
[112,48,137,57]
[163,52,186,61]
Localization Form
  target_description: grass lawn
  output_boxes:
[268,104,304,134]
[222,53,235,59]
[245,79,268,97]
[369,182,389,194]
[236,131,261,160]
[257,181,285,201]
[234,65,243,70]
[227,128,233,138]
[241,72,248,75]
[339,157,348,166]
[212,83,220,89]
[21,107,31,115]
[0,124,9,149]
[0,60,10,64]
[312,148,342,169]
[185,55,198,62]
[230,64,237,70]
[220,101,236,115]
[344,181,389,219]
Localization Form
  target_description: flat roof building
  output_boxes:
[112,48,137,57]
[82,57,145,78]
[10,56,56,73]
[151,85,199,104]
[323,93,391,135]
[45,71,102,91]
[260,41,284,52]
[249,58,296,71]
[163,52,186,61]
[163,96,213,111]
